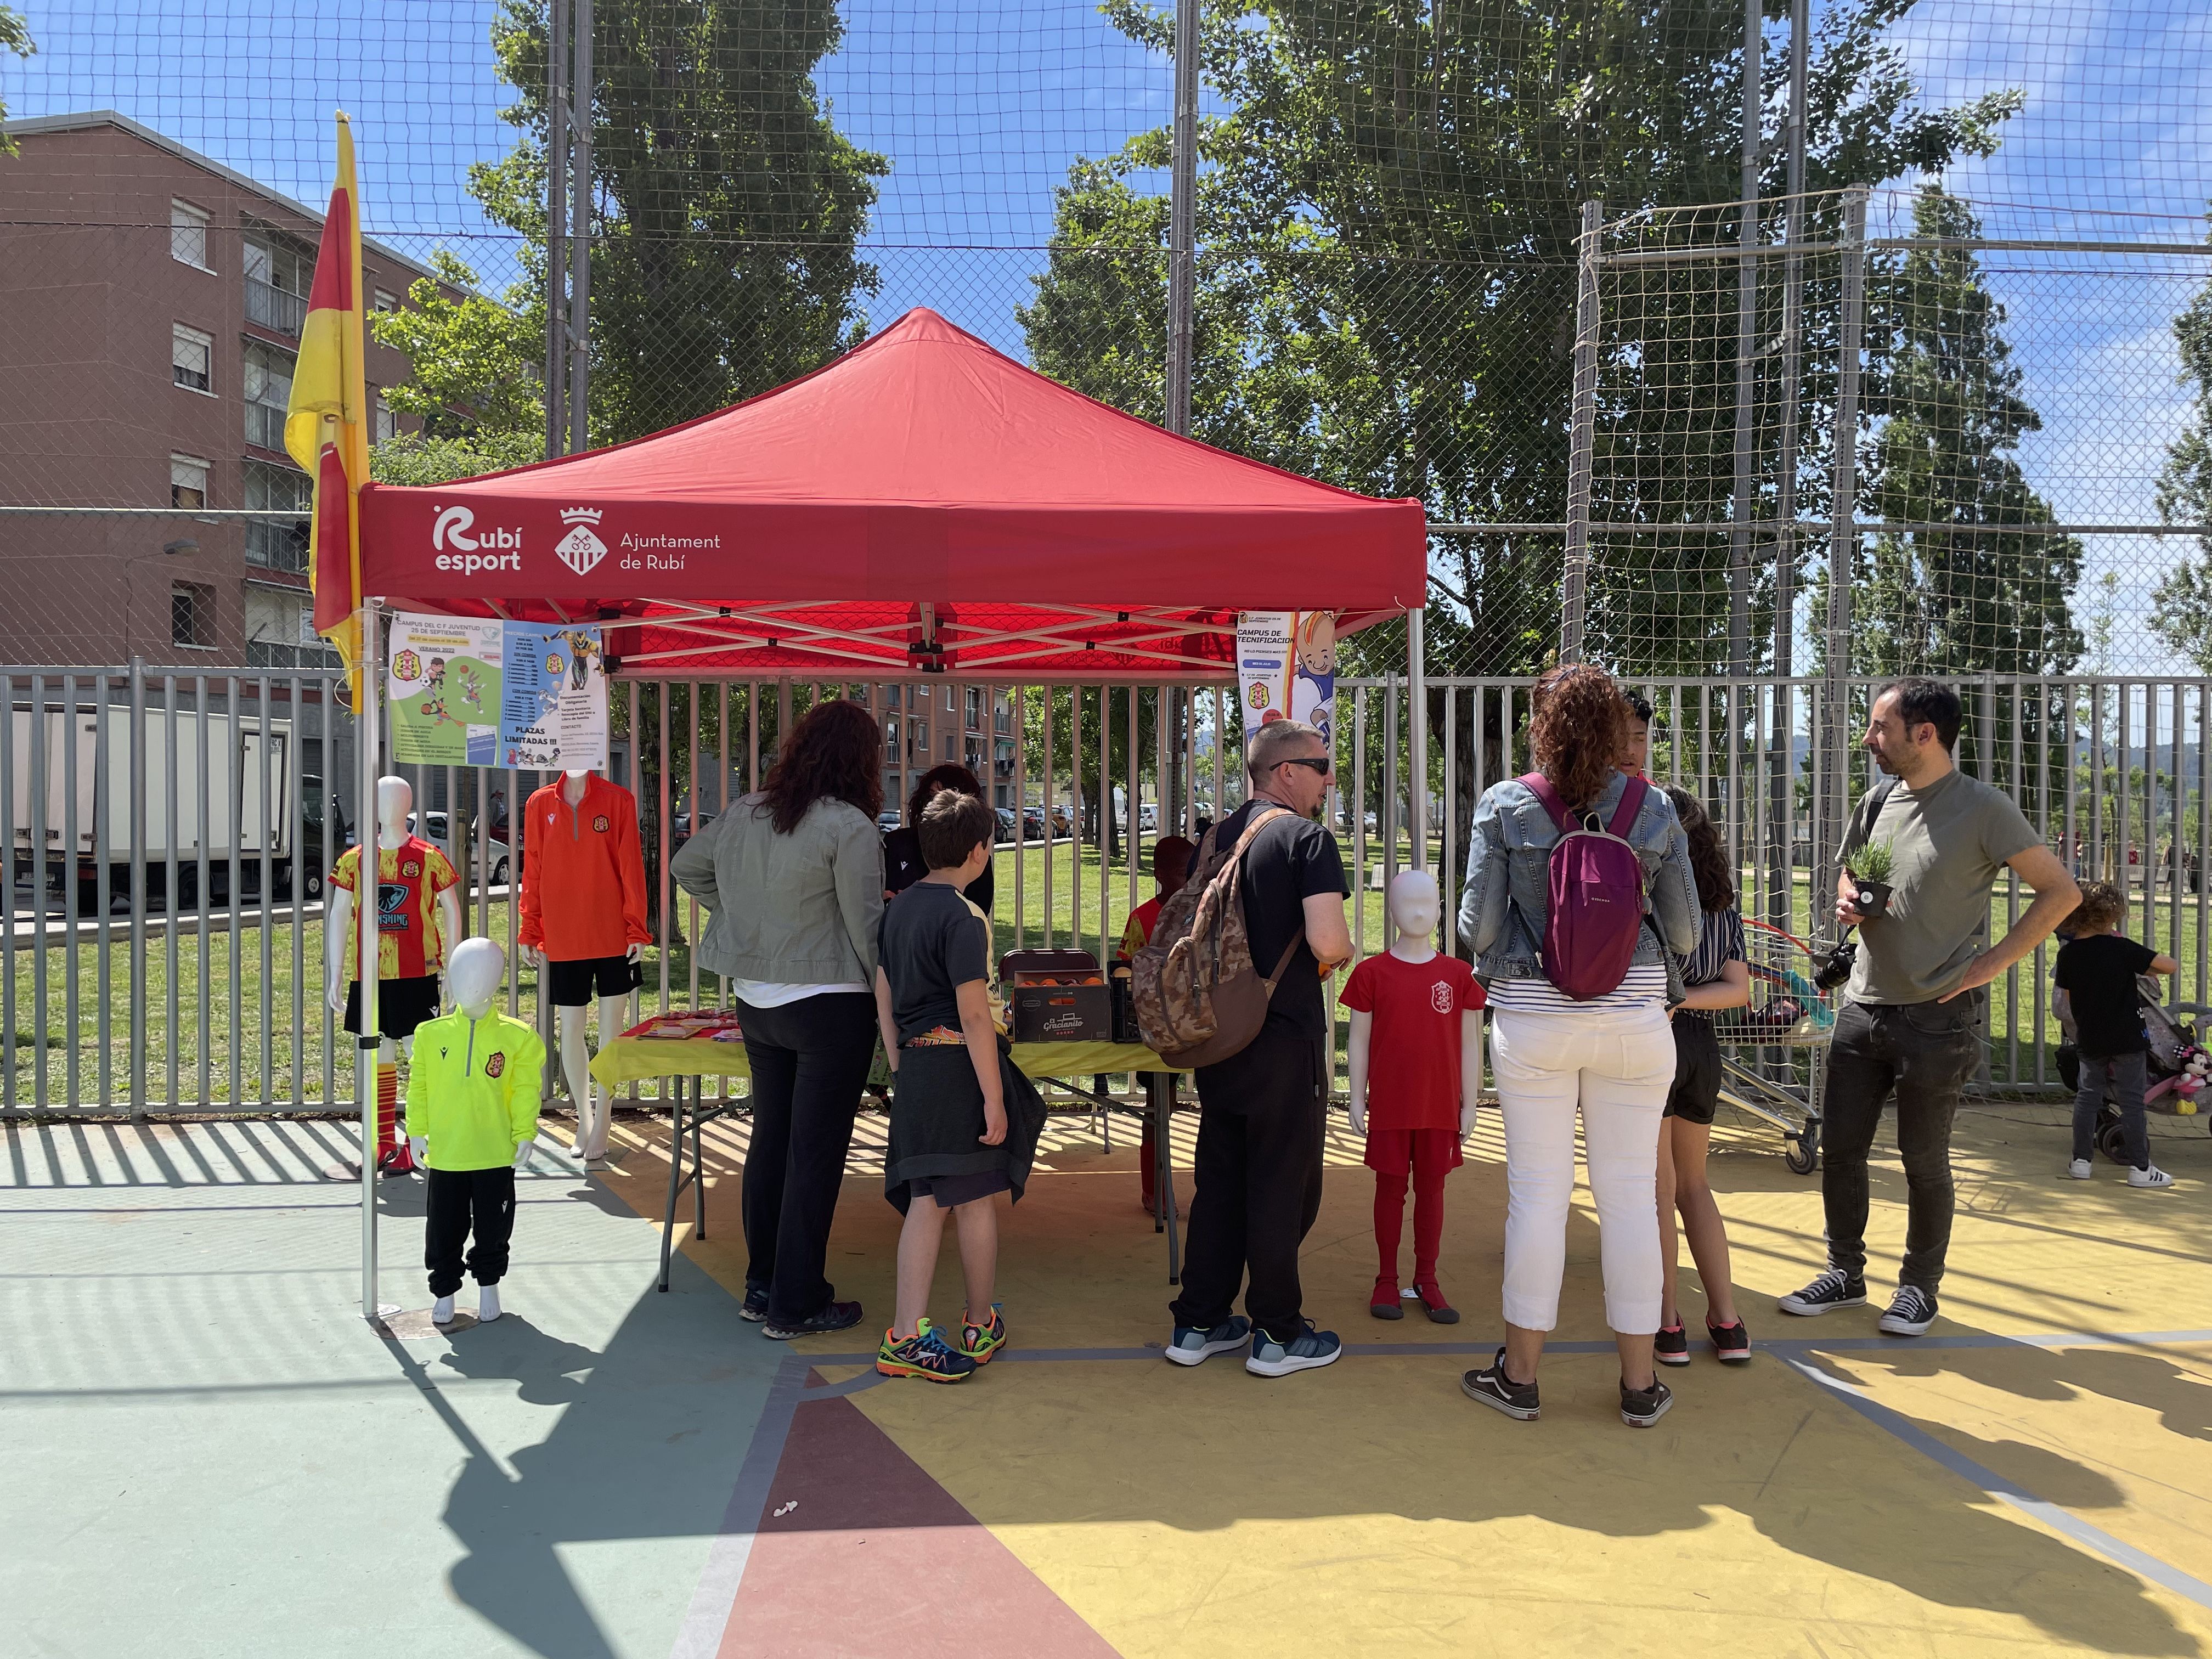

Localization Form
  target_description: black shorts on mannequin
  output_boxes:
[546,954,644,1006]
[344,974,442,1039]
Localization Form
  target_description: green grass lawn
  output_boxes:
[15,833,2204,1107]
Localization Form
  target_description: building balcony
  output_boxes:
[245,276,307,338]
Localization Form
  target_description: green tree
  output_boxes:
[479,0,889,444]
[0,7,31,156]
[366,250,548,484]
[2150,218,2212,672]
[1852,185,2083,678]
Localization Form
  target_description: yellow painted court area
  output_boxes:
[597,1099,2212,1658]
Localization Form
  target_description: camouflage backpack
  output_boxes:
[1132,805,1304,1068]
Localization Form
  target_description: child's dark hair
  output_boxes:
[2063,879,2126,935]
[918,787,994,871]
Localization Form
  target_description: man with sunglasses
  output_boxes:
[1165,720,1355,1377]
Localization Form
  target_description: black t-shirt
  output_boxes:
[877,879,992,1043]
[1212,798,1350,1045]
[2054,932,2159,1056]
[882,826,995,916]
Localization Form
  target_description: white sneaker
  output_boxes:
[2067,1158,2094,1180]
[2127,1164,2175,1189]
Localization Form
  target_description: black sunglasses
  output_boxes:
[1278,756,1334,777]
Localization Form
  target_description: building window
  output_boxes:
[944,732,957,762]
[372,391,397,444]
[170,454,210,511]
[171,582,217,650]
[172,324,213,393]
[171,199,211,270]
[245,585,335,668]
[244,458,311,572]
[243,340,296,451]
[994,695,1011,735]
[242,224,312,337]
[373,288,399,313]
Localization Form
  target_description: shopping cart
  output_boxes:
[1709,917,1838,1174]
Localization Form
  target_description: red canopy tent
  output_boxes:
[355,308,1427,681]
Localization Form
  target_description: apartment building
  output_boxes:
[0,111,437,668]
[878,681,1017,813]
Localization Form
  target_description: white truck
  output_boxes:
[9,703,325,913]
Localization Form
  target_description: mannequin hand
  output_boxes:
[409,1136,428,1166]
[512,1139,534,1171]
[1348,1098,1367,1135]
[1459,1100,1477,1138]
[326,980,346,1015]
[517,944,540,970]
[626,943,643,964]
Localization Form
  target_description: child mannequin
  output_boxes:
[1340,871,1483,1323]
[405,938,545,1327]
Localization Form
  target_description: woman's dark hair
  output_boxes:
[1665,786,1735,912]
[907,762,983,827]
[917,788,995,870]
[757,698,883,834]
[1528,664,1628,811]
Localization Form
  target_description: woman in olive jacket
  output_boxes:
[672,698,885,1339]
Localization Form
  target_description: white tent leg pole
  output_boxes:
[1408,607,1427,882]
[359,600,384,1322]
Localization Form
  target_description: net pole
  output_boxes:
[1728,0,1760,674]
[1561,200,1601,664]
[358,601,383,1321]
[568,0,592,454]
[544,0,568,456]
[1770,0,1809,937]
[1822,186,1869,905]
[1164,0,1199,436]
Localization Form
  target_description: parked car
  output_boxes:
[878,809,904,833]
[1020,805,1073,840]
[405,811,516,885]
[995,807,1017,844]
[669,811,713,859]
[1139,803,1158,833]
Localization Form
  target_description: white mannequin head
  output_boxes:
[446,937,506,1018]
[1387,869,1439,947]
[375,774,413,838]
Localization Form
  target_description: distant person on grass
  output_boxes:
[1779,678,2079,1338]
[2055,880,2177,1189]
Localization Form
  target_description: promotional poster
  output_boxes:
[385,612,608,770]
[1234,610,1338,749]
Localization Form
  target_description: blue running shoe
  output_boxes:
[1245,1321,1342,1378]
[876,1319,978,1384]
[1164,1315,1252,1367]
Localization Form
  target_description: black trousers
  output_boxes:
[425,1167,516,1296]
[1170,1028,1328,1343]
[736,992,877,1324]
[1820,995,1982,1293]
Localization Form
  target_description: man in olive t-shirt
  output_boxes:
[1779,679,2078,1337]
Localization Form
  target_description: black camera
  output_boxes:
[1813,937,1858,991]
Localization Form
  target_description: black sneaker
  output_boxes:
[1777,1268,1867,1317]
[1460,1348,1541,1420]
[1621,1376,1674,1428]
[763,1299,864,1340]
[1654,1324,1690,1367]
[1877,1285,1938,1336]
[740,1285,768,1323]
[1707,1318,1752,1364]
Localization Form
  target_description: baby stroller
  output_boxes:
[1711,918,1839,1175]
[2053,974,2212,1164]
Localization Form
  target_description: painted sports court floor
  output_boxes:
[5,1095,2210,1657]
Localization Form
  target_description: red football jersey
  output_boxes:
[1338,951,1485,1133]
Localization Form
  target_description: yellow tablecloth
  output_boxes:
[589,1034,1189,1090]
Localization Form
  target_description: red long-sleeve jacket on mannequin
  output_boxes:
[517,774,651,961]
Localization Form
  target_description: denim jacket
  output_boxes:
[1456,771,1701,989]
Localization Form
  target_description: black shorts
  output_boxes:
[344,975,441,1040]
[1664,1012,1722,1125]
[546,953,642,1007]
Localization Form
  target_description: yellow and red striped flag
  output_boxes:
[284,112,369,706]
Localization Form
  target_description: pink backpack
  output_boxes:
[1517,772,1652,1000]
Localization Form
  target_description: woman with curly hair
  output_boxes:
[1454,663,1700,1427]
[673,697,885,1339]
[1654,786,1752,1369]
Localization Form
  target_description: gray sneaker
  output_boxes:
[1245,1321,1343,1377]
[1164,1316,1252,1367]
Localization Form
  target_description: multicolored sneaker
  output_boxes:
[876,1319,977,1384]
[1654,1323,1690,1367]
[959,1304,1008,1364]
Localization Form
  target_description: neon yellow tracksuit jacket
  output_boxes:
[403,1008,545,1171]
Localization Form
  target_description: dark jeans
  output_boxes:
[2073,1049,2151,1169]
[425,1166,516,1296]
[1820,995,1983,1293]
[1170,1029,1328,1343]
[737,992,877,1324]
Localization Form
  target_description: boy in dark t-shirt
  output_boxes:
[2054,881,2177,1187]
[872,789,1047,1383]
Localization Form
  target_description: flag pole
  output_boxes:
[358,596,384,1321]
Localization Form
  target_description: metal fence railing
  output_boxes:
[9,664,2203,1116]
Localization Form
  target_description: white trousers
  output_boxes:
[1489,1002,1675,1335]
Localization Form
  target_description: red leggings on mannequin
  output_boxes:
[1374,1163,1448,1288]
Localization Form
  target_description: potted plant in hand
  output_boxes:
[1846,839,1896,918]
